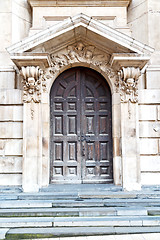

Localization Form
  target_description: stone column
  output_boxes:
[21,66,43,192]
[119,67,141,191]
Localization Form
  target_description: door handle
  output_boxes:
[81,136,86,141]
[82,142,85,156]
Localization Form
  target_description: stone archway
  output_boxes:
[7,14,152,192]
[50,67,113,184]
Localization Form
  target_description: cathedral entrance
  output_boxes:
[50,67,113,183]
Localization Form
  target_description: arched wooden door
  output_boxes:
[50,67,113,184]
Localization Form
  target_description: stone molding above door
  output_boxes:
[6,13,153,192]
[28,0,132,7]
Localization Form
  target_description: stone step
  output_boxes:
[51,198,160,207]
[18,192,78,200]
[0,217,53,228]
[1,186,160,201]
[0,195,18,200]
[1,191,160,201]
[39,184,122,193]
[0,207,116,217]
[0,187,22,194]
[0,200,52,209]
[116,207,147,216]
[6,226,160,238]
[147,207,160,216]
[103,198,160,207]
[1,216,160,228]
[1,198,160,209]
[78,192,160,199]
[53,216,160,227]
[0,206,148,217]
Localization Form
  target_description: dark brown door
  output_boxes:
[50,67,113,184]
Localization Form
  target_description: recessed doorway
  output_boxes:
[50,67,113,183]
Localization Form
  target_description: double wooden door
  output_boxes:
[50,67,113,183]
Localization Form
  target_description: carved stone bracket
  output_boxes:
[21,66,43,103]
[43,42,117,84]
[118,67,141,103]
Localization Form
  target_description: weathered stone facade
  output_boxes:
[0,0,160,192]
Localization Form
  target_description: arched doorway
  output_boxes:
[50,67,113,184]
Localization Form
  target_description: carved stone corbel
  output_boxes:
[118,67,141,103]
[21,66,43,103]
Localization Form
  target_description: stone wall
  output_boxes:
[29,0,131,36]
[0,88,23,185]
[0,0,31,185]
[0,0,160,188]
[128,0,160,185]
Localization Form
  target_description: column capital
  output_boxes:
[21,66,43,103]
[118,67,141,103]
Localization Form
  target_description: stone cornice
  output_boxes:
[28,0,131,7]
[110,53,151,71]
[110,54,151,104]
[10,53,51,69]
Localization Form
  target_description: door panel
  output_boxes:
[50,67,113,184]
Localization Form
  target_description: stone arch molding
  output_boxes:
[43,41,118,96]
[19,42,118,105]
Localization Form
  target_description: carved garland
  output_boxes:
[43,42,117,85]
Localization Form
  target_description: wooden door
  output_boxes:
[50,67,113,184]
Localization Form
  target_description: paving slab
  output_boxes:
[130,235,146,240]
[17,234,160,240]
[141,233,160,240]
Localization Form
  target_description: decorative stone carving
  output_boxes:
[47,42,116,81]
[118,67,141,103]
[21,66,43,103]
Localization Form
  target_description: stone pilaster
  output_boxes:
[21,66,43,192]
[119,67,141,191]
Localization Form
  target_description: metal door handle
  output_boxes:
[82,142,85,156]
[81,136,86,141]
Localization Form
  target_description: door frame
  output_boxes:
[49,67,113,184]
[43,63,121,188]
[22,62,123,192]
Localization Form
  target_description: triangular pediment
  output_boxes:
[7,13,154,56]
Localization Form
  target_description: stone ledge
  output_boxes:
[28,0,131,7]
